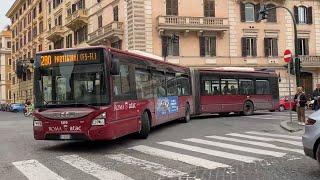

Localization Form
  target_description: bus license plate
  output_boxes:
[60,134,71,140]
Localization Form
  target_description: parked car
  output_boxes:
[9,103,25,112]
[279,96,296,111]
[302,110,320,162]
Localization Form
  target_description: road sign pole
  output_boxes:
[288,62,293,124]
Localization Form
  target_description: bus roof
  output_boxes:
[196,67,277,76]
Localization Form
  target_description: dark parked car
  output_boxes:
[9,103,25,112]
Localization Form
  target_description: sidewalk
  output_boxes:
[280,120,304,132]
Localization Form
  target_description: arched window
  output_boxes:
[244,3,255,22]
[298,6,307,23]
[266,4,277,22]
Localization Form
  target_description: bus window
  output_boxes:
[178,77,191,96]
[167,74,178,96]
[135,70,153,99]
[239,79,254,95]
[221,79,238,95]
[153,73,166,97]
[203,79,219,95]
[112,64,133,99]
[256,80,270,94]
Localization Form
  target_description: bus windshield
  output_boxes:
[34,48,109,108]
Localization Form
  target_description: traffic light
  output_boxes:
[257,5,268,21]
[284,62,295,75]
[294,58,301,76]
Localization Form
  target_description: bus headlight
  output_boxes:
[92,112,106,126]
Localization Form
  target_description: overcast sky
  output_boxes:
[0,0,15,30]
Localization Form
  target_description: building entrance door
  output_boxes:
[301,72,313,97]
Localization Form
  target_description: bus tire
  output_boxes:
[182,103,191,123]
[137,112,150,139]
[242,101,254,116]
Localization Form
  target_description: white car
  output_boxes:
[302,110,320,162]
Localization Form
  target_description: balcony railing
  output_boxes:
[300,56,320,66]
[88,22,124,45]
[157,16,229,31]
[66,9,88,30]
[47,26,64,41]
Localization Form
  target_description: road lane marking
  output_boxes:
[12,159,65,180]
[227,133,303,147]
[58,154,133,180]
[158,141,262,163]
[245,131,302,140]
[183,138,286,157]
[107,154,186,178]
[130,145,229,169]
[206,135,304,154]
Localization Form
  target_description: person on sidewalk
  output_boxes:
[294,87,307,125]
[312,84,320,111]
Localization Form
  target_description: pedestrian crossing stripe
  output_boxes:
[158,141,262,163]
[130,145,230,169]
[245,131,302,140]
[227,133,303,146]
[205,135,304,154]
[58,154,133,180]
[12,159,65,180]
[183,138,286,157]
[107,154,186,178]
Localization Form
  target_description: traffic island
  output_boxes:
[280,120,303,132]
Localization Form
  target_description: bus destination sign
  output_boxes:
[40,51,99,67]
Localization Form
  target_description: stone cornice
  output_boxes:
[6,0,24,18]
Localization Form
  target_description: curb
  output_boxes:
[280,120,303,132]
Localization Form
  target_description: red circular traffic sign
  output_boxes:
[284,49,292,63]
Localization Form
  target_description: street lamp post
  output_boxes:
[259,5,300,87]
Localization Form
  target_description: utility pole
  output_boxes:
[258,5,300,87]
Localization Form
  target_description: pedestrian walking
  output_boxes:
[294,87,307,125]
[312,84,320,111]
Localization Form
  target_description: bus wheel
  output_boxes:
[137,112,150,139]
[243,101,254,116]
[182,104,191,123]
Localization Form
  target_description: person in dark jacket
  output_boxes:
[312,84,320,110]
[294,87,307,125]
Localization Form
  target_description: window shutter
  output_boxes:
[166,0,171,15]
[267,4,277,22]
[307,7,313,24]
[252,38,257,57]
[297,39,302,55]
[305,39,309,55]
[241,37,246,57]
[173,36,179,56]
[264,38,269,57]
[255,3,260,22]
[172,0,178,15]
[294,6,299,23]
[211,1,215,17]
[212,36,216,56]
[240,3,245,22]
[199,36,205,57]
[273,39,278,57]
[162,36,168,57]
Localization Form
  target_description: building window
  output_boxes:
[32,7,37,19]
[48,2,51,13]
[295,6,312,24]
[98,15,103,28]
[166,0,178,15]
[264,38,278,57]
[266,4,277,22]
[8,73,11,81]
[241,37,257,57]
[54,38,64,49]
[113,6,119,21]
[53,0,63,9]
[7,41,11,49]
[39,21,44,33]
[32,25,37,38]
[111,40,122,49]
[204,0,215,17]
[39,2,42,13]
[38,44,42,51]
[244,3,255,22]
[74,26,87,45]
[162,35,179,56]
[200,36,216,57]
[12,77,15,85]
[55,15,62,26]
[8,59,11,66]
[297,38,309,55]
[66,34,73,48]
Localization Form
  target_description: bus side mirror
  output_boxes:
[111,58,120,75]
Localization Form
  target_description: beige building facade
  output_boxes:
[0,30,12,104]
[6,0,320,102]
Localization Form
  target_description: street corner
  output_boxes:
[280,120,303,132]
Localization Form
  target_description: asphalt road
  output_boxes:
[0,111,319,180]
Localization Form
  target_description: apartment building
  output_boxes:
[6,0,320,101]
[0,30,12,104]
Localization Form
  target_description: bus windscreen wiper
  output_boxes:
[71,103,100,110]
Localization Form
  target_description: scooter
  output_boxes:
[24,104,34,117]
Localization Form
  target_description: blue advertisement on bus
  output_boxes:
[156,96,179,117]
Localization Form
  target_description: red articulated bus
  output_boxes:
[190,67,279,116]
[33,47,193,140]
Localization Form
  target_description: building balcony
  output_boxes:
[46,26,65,42]
[157,16,229,34]
[87,22,124,46]
[66,9,88,31]
[300,56,320,67]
